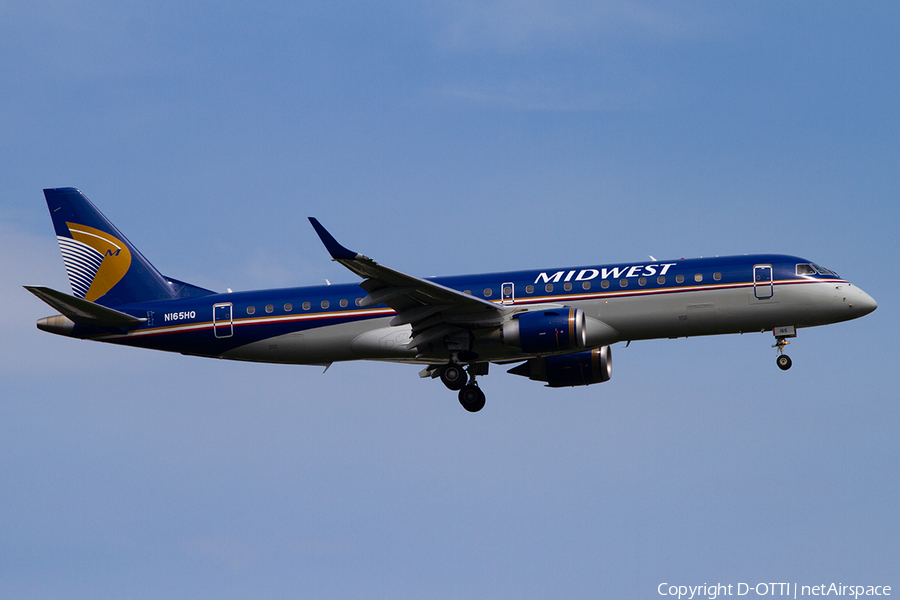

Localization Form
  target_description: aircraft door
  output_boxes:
[213,302,233,338]
[501,282,515,305]
[753,265,774,299]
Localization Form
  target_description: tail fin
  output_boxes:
[43,188,211,307]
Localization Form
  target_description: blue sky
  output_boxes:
[1,2,897,598]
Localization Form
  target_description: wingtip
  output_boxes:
[308,217,358,260]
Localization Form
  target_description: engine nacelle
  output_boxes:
[502,308,587,353]
[507,346,612,387]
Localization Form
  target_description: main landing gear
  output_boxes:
[772,326,797,371]
[439,362,486,412]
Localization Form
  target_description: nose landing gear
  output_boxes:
[772,326,796,371]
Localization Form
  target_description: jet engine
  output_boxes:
[502,308,588,353]
[501,308,618,354]
[507,346,612,387]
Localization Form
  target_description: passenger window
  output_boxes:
[265,304,274,313]
[355,298,362,306]
[713,272,722,281]
[601,280,610,289]
[657,276,666,285]
[694,274,703,282]
[638,277,647,287]
[525,285,534,294]
[582,281,591,290]
[340,299,348,308]
[619,279,628,288]
[483,288,492,298]
[564,282,572,291]
[545,284,554,292]
[284,303,292,312]
[247,306,256,315]
[321,300,330,309]
[302,302,311,310]
[676,275,685,284]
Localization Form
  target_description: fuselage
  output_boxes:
[40,254,877,366]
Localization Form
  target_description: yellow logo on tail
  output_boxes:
[66,223,132,302]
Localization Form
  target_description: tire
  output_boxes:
[440,363,467,390]
[776,354,792,371]
[458,385,486,413]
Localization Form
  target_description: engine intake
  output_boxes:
[507,346,612,387]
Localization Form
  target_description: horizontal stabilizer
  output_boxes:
[24,285,147,328]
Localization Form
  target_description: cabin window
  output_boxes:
[676,275,685,284]
[695,273,703,282]
[464,290,472,295]
[265,304,274,313]
[582,281,591,290]
[525,285,534,294]
[564,282,572,292]
[713,272,722,281]
[321,300,330,309]
[340,299,348,308]
[638,277,647,287]
[302,302,311,310]
[483,288,492,298]
[796,264,816,276]
[247,306,256,315]
[545,283,554,292]
[601,280,610,289]
[657,276,666,285]
[284,303,292,312]
[355,298,362,306]
[619,279,628,288]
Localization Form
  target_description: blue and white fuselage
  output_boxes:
[28,189,877,412]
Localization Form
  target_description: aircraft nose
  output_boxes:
[851,286,877,316]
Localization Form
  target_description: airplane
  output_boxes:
[27,188,877,412]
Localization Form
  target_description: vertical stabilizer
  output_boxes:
[44,188,175,307]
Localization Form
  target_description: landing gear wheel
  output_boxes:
[458,384,486,413]
[440,363,467,391]
[776,354,792,371]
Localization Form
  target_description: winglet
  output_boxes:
[308,218,359,260]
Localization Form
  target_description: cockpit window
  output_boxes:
[796,264,817,276]
[812,264,839,277]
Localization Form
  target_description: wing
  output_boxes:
[308,218,512,358]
